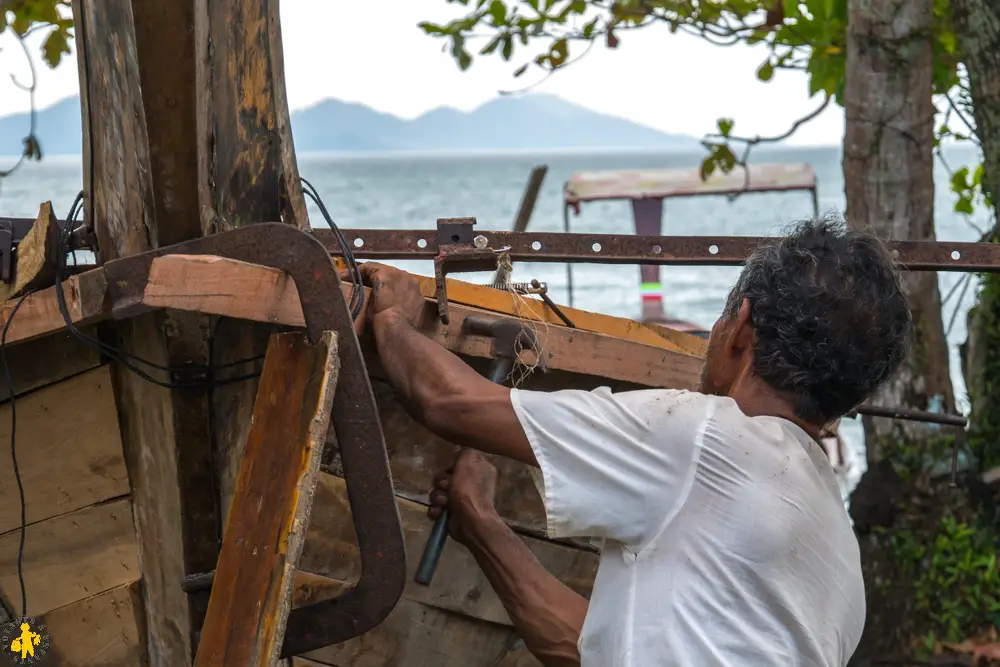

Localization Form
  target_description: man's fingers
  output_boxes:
[429,489,448,507]
[428,505,443,520]
[337,268,353,283]
[432,472,452,489]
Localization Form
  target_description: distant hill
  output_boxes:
[0,93,699,156]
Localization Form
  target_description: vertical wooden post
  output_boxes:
[78,1,311,665]
[70,4,183,667]
[194,332,338,667]
[193,0,311,530]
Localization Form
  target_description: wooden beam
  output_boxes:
[71,0,157,261]
[197,0,308,233]
[143,255,704,389]
[195,332,338,667]
[0,366,127,534]
[0,202,60,302]
[0,498,139,617]
[73,1,221,664]
[415,275,707,358]
[0,269,107,346]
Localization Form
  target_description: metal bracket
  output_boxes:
[100,223,406,655]
[433,217,501,324]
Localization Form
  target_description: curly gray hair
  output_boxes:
[723,213,912,424]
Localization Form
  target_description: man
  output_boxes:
[350,216,910,667]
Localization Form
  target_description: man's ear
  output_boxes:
[723,297,754,356]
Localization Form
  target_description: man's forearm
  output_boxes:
[372,310,491,420]
[371,310,537,464]
[466,515,588,667]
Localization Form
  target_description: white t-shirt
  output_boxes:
[510,386,865,667]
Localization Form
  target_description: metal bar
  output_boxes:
[851,404,967,427]
[317,229,1000,272]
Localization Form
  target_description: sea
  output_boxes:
[0,143,989,495]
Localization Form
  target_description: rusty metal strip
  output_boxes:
[100,223,405,654]
[315,228,1000,272]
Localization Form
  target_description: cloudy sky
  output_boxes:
[0,0,844,146]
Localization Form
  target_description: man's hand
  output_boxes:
[342,262,425,327]
[428,449,500,546]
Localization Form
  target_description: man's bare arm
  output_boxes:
[465,513,587,667]
[372,310,537,465]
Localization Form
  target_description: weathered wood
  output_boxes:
[74,2,230,663]
[413,274,707,357]
[0,498,138,617]
[0,329,101,402]
[0,366,127,534]
[0,268,107,346]
[196,0,307,233]
[71,0,157,261]
[299,473,598,628]
[195,332,338,667]
[301,597,535,667]
[1,202,60,302]
[142,255,704,389]
[131,0,201,248]
[42,582,148,666]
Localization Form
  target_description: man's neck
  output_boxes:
[728,376,823,440]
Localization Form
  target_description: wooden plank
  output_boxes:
[71,0,157,261]
[131,0,201,248]
[143,255,704,390]
[195,332,338,667]
[41,582,147,666]
[1,202,60,302]
[301,598,529,667]
[414,275,708,358]
[0,498,139,617]
[0,329,101,402]
[0,366,128,534]
[299,472,598,627]
[0,268,108,346]
[197,0,308,233]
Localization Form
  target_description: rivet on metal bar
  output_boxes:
[434,218,501,325]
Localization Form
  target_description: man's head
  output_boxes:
[699,214,911,428]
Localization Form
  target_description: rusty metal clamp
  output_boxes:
[100,223,405,655]
[433,217,502,324]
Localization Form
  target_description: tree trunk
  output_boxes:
[954,0,1000,474]
[842,0,954,454]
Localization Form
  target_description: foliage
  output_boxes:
[0,0,73,183]
[420,0,984,209]
[1,0,73,68]
[890,515,1000,645]
[968,268,1000,472]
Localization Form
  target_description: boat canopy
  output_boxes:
[563,163,818,207]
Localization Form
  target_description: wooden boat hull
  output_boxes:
[0,266,706,667]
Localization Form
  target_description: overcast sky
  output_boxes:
[0,0,845,146]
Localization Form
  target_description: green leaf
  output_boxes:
[41,28,70,68]
[501,34,513,59]
[757,60,774,82]
[717,118,734,137]
[549,38,568,67]
[513,63,528,77]
[955,196,974,215]
[488,0,507,24]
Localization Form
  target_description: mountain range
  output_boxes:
[0,93,700,155]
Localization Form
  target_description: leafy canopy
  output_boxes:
[419,0,982,214]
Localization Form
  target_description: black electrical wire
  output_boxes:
[1,291,33,620]
[300,177,365,320]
